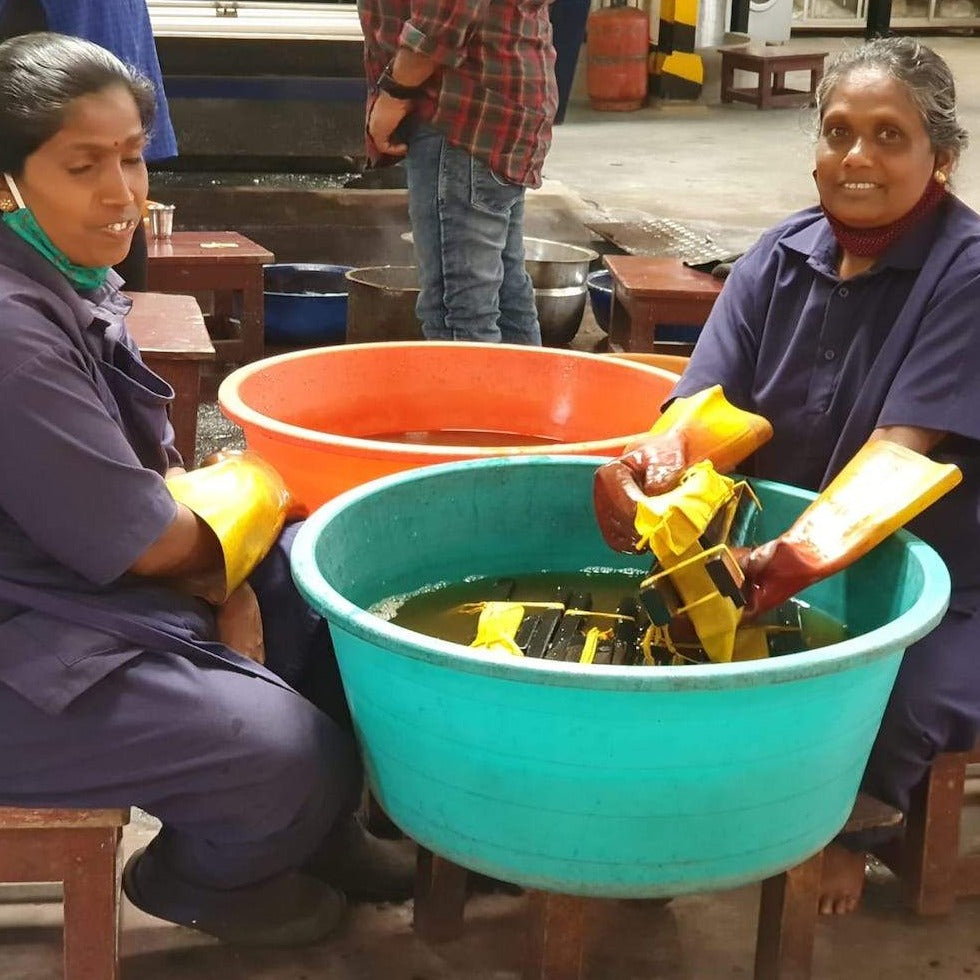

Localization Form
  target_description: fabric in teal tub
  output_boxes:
[292,456,950,898]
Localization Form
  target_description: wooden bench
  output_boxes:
[604,255,723,354]
[126,291,215,466]
[413,793,901,979]
[147,231,274,370]
[0,807,130,980]
[719,46,828,110]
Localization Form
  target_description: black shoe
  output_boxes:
[123,846,346,946]
[308,815,417,903]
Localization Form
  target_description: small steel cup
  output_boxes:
[147,203,175,239]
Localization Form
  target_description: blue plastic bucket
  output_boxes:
[293,456,950,897]
[263,263,352,344]
[587,268,702,344]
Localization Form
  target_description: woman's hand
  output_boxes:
[215,582,265,664]
[593,431,688,552]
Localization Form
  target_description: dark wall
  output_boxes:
[156,37,367,170]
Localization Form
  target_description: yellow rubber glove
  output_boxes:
[741,440,961,618]
[166,450,294,604]
[594,386,772,553]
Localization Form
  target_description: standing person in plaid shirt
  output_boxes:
[358,0,558,344]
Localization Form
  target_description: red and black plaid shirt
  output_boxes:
[358,0,558,188]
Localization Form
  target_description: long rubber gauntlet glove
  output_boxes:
[742,440,961,618]
[594,386,773,552]
[165,450,293,604]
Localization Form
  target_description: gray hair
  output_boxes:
[815,37,968,163]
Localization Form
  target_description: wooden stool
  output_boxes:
[412,793,900,979]
[901,744,980,915]
[0,806,130,980]
[755,794,901,980]
[146,231,274,370]
[719,46,828,110]
[127,291,215,465]
[603,255,723,354]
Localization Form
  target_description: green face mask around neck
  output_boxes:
[2,174,109,292]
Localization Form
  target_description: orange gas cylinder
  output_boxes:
[586,1,649,111]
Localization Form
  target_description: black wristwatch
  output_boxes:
[377,62,427,101]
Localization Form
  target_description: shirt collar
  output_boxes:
[0,224,129,338]
[781,199,947,278]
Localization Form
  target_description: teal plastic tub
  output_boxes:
[292,456,950,898]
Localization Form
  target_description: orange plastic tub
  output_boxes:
[219,342,679,512]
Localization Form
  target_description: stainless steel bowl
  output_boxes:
[523,238,599,289]
[523,239,598,345]
[534,285,589,347]
[349,236,599,345]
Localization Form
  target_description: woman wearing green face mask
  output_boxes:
[0,53,148,288]
[0,32,414,948]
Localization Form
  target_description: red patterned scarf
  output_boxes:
[823,178,948,258]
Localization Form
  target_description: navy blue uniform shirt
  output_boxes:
[0,225,211,714]
[673,195,980,595]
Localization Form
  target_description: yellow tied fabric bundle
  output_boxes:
[469,602,526,657]
[633,461,737,560]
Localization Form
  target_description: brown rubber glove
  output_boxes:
[593,431,688,553]
[738,440,962,619]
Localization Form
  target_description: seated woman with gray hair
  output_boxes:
[595,36,979,915]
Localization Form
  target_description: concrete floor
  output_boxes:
[6,32,980,980]
[540,35,980,253]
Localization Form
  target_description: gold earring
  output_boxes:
[0,192,16,213]
[934,170,948,186]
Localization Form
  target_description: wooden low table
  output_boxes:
[146,231,274,369]
[413,793,902,980]
[604,255,723,354]
[719,45,828,110]
[127,292,215,465]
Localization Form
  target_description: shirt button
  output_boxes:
[824,349,836,361]
[838,286,849,298]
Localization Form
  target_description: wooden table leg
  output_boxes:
[902,752,966,915]
[525,892,592,980]
[62,826,123,980]
[758,69,773,109]
[241,273,266,364]
[628,298,656,353]
[721,58,735,103]
[755,850,823,980]
[413,847,468,943]
[809,67,822,101]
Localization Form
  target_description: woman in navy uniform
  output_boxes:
[0,0,178,289]
[595,37,979,914]
[0,32,410,945]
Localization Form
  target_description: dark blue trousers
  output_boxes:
[0,524,361,891]
[846,602,980,850]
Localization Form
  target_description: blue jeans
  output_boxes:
[405,123,541,345]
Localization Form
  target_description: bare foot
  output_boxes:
[819,844,866,915]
